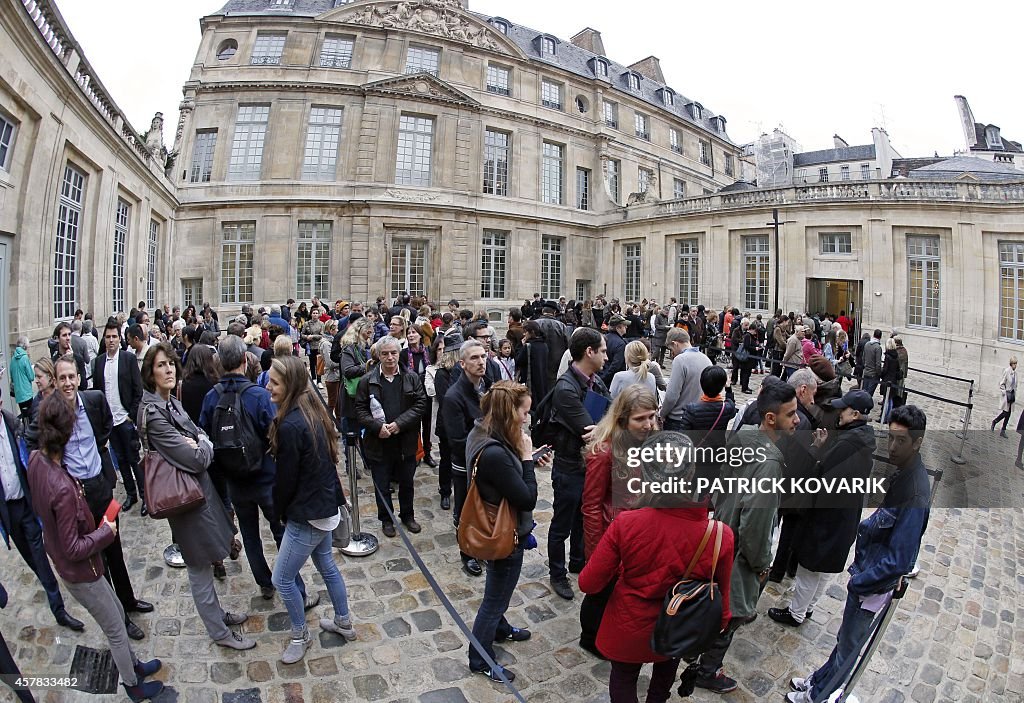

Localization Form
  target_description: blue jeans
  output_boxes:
[808,589,881,699]
[272,520,350,633]
[468,547,524,671]
[861,376,880,397]
[230,480,305,597]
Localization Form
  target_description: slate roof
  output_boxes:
[210,0,734,144]
[908,156,1023,182]
[793,144,875,167]
[890,157,945,177]
[971,124,1023,154]
[719,180,756,192]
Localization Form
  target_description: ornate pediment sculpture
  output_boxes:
[337,0,508,54]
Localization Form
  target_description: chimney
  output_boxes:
[570,28,605,55]
[627,56,665,84]
[954,95,978,149]
[832,134,849,149]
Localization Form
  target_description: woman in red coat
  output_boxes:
[579,433,735,703]
[579,385,658,657]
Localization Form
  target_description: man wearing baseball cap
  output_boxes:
[599,314,629,386]
[769,390,876,629]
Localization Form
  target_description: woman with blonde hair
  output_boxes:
[267,356,356,664]
[608,340,665,399]
[579,385,659,657]
[992,356,1018,437]
[464,381,548,681]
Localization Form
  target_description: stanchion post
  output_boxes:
[951,381,973,465]
[340,434,379,557]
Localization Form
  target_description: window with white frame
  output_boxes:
[689,103,702,120]
[628,73,641,92]
[576,280,590,302]
[818,167,829,183]
[182,279,203,309]
[541,37,556,55]
[576,167,590,210]
[112,199,129,314]
[302,106,343,181]
[594,59,608,78]
[54,164,85,319]
[391,240,426,298]
[147,219,159,309]
[624,243,642,302]
[907,235,940,328]
[486,64,510,96]
[228,104,269,181]
[860,163,871,181]
[490,19,508,34]
[251,32,286,64]
[743,236,770,311]
[725,153,734,177]
[669,128,682,154]
[699,140,711,166]
[840,165,850,181]
[999,242,1024,342]
[482,129,509,196]
[541,141,564,204]
[0,112,15,171]
[606,159,620,203]
[189,129,216,183]
[634,112,649,140]
[540,235,562,299]
[603,101,618,129]
[820,232,852,254]
[480,230,507,298]
[673,178,686,199]
[677,239,699,304]
[663,90,674,107]
[296,221,331,300]
[405,45,440,75]
[395,115,434,186]
[638,167,653,194]
[221,222,255,304]
[541,79,562,110]
[320,35,354,68]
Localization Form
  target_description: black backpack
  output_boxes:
[651,520,725,659]
[330,329,344,364]
[210,382,264,478]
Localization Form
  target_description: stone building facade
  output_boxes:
[1,0,1023,396]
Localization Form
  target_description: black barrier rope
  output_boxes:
[308,380,528,702]
[907,366,975,385]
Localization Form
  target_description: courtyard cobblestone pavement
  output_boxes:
[2,359,1023,703]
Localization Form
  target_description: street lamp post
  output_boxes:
[768,208,782,314]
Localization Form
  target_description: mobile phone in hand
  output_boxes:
[103,498,121,524]
[531,445,552,462]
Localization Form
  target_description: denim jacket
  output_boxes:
[847,454,930,595]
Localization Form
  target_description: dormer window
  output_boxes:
[625,72,641,92]
[490,18,509,34]
[688,103,703,120]
[540,36,556,56]
[592,58,609,78]
[715,116,727,133]
[661,88,674,107]
[987,126,1003,149]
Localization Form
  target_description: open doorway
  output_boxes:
[806,278,862,336]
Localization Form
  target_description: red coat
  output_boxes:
[582,447,615,559]
[578,507,734,664]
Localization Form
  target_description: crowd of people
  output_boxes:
[0,291,947,702]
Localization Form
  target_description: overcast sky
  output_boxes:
[55,0,1022,159]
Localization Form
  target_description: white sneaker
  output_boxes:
[786,691,811,703]
[790,676,810,692]
[907,562,921,578]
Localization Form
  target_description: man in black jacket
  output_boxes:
[0,409,84,631]
[355,336,427,538]
[26,356,152,639]
[548,327,608,599]
[441,339,492,577]
[533,302,570,389]
[599,314,628,386]
[768,368,820,582]
[92,321,146,513]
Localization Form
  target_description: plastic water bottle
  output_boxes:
[369,394,386,423]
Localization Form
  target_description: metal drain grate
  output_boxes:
[68,645,118,694]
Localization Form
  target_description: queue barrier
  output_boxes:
[309,380,527,702]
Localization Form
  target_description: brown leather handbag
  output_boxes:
[139,404,206,519]
[457,455,517,561]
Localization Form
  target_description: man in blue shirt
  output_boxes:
[27,356,152,640]
[787,404,931,702]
